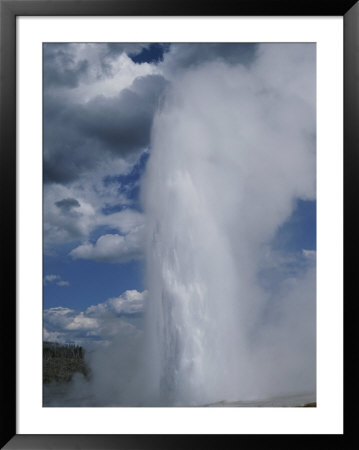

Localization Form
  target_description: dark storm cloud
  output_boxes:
[74,75,166,152]
[44,74,167,183]
[101,44,151,76]
[162,43,257,73]
[55,197,81,213]
[44,44,89,89]
[43,43,256,185]
[43,43,151,90]
[105,43,149,59]
[43,109,101,184]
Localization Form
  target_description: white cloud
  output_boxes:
[101,209,144,235]
[44,274,60,283]
[70,228,144,263]
[43,328,67,344]
[43,290,146,347]
[65,313,100,331]
[56,280,70,287]
[44,43,161,103]
[44,168,146,259]
[44,183,97,245]
[44,307,78,330]
[302,249,316,260]
[44,274,70,286]
[77,52,160,102]
[43,152,146,251]
[86,290,147,316]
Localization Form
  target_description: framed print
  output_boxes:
[1,0,356,448]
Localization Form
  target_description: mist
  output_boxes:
[141,43,316,405]
[44,44,316,407]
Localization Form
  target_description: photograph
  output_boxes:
[42,42,317,408]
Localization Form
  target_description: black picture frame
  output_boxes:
[1,1,356,448]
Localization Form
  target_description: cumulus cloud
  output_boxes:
[43,43,90,89]
[86,290,147,316]
[302,249,316,260]
[56,280,70,287]
[44,171,145,249]
[43,290,146,346]
[43,328,67,344]
[70,231,143,263]
[105,43,150,60]
[65,313,100,331]
[44,187,96,245]
[44,307,86,330]
[43,43,153,92]
[44,274,70,287]
[101,209,144,234]
[44,274,60,283]
[62,205,145,263]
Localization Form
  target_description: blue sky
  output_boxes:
[43,43,316,347]
[273,199,316,253]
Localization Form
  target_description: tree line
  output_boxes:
[43,341,84,360]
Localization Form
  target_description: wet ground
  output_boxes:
[43,383,316,407]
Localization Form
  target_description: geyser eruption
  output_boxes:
[142,44,316,406]
[144,152,244,406]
